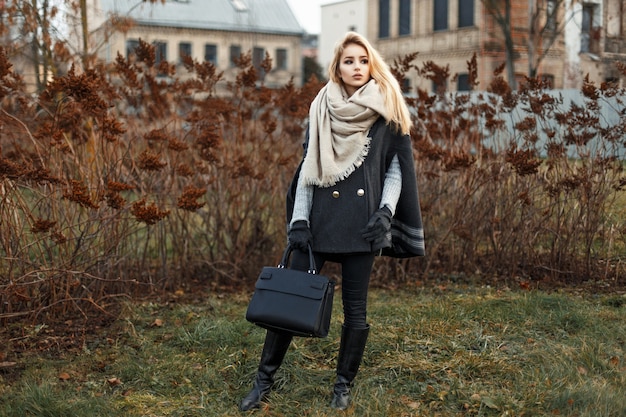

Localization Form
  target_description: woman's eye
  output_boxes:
[361,59,369,65]
[344,60,353,65]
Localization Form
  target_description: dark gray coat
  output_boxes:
[287,117,425,258]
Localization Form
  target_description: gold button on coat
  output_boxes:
[332,190,340,198]
[357,188,365,196]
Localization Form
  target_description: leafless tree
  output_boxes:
[482,0,570,89]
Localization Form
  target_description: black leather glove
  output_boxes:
[288,220,312,250]
[361,206,392,244]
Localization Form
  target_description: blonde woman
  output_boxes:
[240,31,424,412]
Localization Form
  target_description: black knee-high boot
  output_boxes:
[239,330,293,411]
[330,324,370,410]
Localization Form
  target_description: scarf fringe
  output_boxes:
[304,137,372,188]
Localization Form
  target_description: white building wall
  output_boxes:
[319,0,368,75]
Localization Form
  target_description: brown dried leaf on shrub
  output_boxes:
[505,147,541,176]
[144,128,170,142]
[134,39,156,68]
[44,65,110,116]
[105,191,126,210]
[175,163,194,177]
[131,198,170,225]
[177,186,206,211]
[31,218,57,233]
[51,231,67,244]
[0,46,25,98]
[167,137,188,152]
[63,179,99,209]
[101,116,126,142]
[137,150,167,171]
[442,151,475,171]
[107,181,135,192]
[0,157,24,179]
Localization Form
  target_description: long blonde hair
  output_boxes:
[328,31,412,135]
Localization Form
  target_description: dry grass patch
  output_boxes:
[1,286,625,416]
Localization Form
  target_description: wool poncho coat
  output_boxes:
[286,117,425,258]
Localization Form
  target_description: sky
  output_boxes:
[286,0,334,34]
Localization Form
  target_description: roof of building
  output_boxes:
[99,0,304,36]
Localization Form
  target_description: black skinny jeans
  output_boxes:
[290,249,376,329]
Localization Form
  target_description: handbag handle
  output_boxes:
[278,243,318,274]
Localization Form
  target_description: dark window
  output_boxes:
[401,78,411,93]
[253,46,266,78]
[154,41,167,65]
[204,44,217,65]
[458,0,474,28]
[179,42,192,63]
[230,45,241,67]
[434,0,448,31]
[580,4,597,53]
[126,39,140,59]
[379,0,390,38]
[540,74,554,89]
[399,0,411,35]
[276,48,287,70]
[432,79,448,94]
[457,73,471,91]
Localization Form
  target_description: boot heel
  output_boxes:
[239,330,292,411]
[330,325,370,410]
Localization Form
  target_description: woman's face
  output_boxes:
[338,43,371,97]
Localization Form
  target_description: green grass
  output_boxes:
[2,286,625,416]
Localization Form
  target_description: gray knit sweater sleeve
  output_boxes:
[290,175,314,227]
[290,155,402,227]
[380,154,402,215]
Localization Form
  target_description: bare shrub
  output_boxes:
[0,43,322,321]
[1,44,625,322]
[375,55,626,286]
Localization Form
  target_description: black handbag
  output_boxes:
[245,244,335,338]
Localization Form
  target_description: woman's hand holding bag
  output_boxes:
[288,220,313,250]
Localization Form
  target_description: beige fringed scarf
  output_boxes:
[300,79,389,187]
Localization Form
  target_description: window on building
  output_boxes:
[230,45,241,67]
[275,48,288,70]
[434,0,448,31]
[253,46,266,78]
[179,42,192,63]
[458,0,474,28]
[401,78,411,93]
[126,39,140,59]
[154,41,167,65]
[379,0,390,38]
[432,79,448,94]
[540,74,554,89]
[580,3,598,53]
[457,73,471,91]
[399,0,411,36]
[204,44,218,65]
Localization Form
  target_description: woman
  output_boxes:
[240,31,424,411]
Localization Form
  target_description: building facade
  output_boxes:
[321,0,626,91]
[91,0,305,89]
[319,0,368,72]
